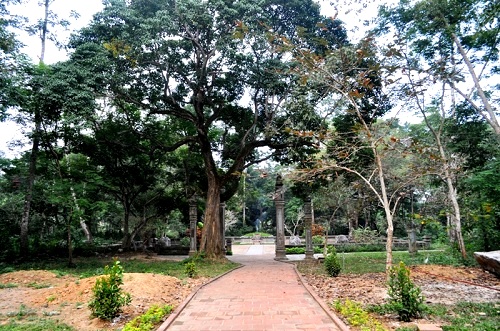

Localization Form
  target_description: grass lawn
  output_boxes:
[302,249,461,275]
[0,255,238,279]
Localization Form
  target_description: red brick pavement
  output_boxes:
[158,245,348,331]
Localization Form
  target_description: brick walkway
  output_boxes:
[159,245,348,331]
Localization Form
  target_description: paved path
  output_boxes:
[159,245,347,331]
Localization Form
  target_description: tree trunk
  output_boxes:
[20,120,41,258]
[70,184,92,243]
[445,176,467,258]
[40,0,49,63]
[67,217,74,267]
[374,152,394,273]
[199,174,224,259]
[451,33,500,136]
[19,0,51,259]
[434,132,467,259]
[121,201,132,249]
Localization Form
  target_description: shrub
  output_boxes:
[179,237,190,246]
[324,246,341,277]
[387,261,425,322]
[312,235,325,245]
[123,304,173,331]
[88,259,131,320]
[352,227,380,243]
[184,261,197,278]
[286,247,305,254]
[333,299,386,331]
[312,224,325,236]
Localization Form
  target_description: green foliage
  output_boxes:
[420,218,448,243]
[333,299,387,331]
[184,262,197,278]
[179,237,190,246]
[0,319,75,331]
[285,246,324,254]
[324,246,341,277]
[312,235,324,245]
[0,282,18,289]
[432,302,499,331]
[6,304,36,318]
[286,247,305,254]
[352,228,380,243]
[123,304,173,331]
[298,250,459,275]
[387,262,426,322]
[26,282,51,289]
[88,259,131,320]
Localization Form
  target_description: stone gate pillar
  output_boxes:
[220,200,226,254]
[304,197,314,260]
[189,195,198,256]
[274,174,288,260]
[408,223,417,255]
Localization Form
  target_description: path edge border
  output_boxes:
[156,262,244,331]
[289,261,350,331]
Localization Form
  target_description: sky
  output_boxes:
[0,0,402,158]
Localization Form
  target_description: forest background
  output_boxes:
[0,0,498,265]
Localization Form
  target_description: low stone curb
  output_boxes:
[290,261,350,331]
[156,263,244,331]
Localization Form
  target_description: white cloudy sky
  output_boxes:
[0,0,395,158]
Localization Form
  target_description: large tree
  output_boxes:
[377,0,500,135]
[70,0,346,259]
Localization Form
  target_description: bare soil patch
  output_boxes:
[303,264,500,330]
[0,257,209,330]
[1,257,499,331]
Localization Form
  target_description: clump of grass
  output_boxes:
[123,304,173,331]
[27,282,51,289]
[46,295,57,303]
[332,299,387,331]
[432,302,499,331]
[0,283,18,289]
[6,304,37,318]
[0,319,74,330]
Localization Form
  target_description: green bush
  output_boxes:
[184,261,197,278]
[88,259,131,320]
[179,237,190,246]
[286,247,305,254]
[324,246,341,277]
[312,235,324,245]
[123,304,173,331]
[333,299,386,331]
[352,227,380,243]
[387,261,425,322]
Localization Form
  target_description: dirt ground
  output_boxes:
[0,255,209,330]
[0,255,499,331]
[304,264,500,330]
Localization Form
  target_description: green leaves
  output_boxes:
[387,261,426,322]
[88,259,132,320]
[324,246,342,277]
